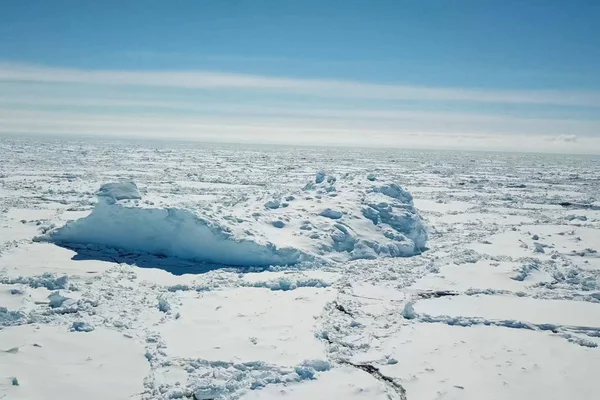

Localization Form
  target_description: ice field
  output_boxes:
[1,135,600,399]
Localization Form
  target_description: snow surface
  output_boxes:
[0,324,148,399]
[1,137,600,399]
[357,323,600,400]
[159,287,335,365]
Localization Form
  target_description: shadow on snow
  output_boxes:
[59,243,270,276]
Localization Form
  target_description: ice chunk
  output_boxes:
[48,291,68,308]
[246,276,330,291]
[315,171,326,184]
[534,242,545,253]
[331,224,356,252]
[301,359,331,372]
[97,181,141,203]
[271,220,285,228]
[361,205,380,224]
[402,301,417,319]
[167,284,191,292]
[319,208,343,219]
[1,307,24,326]
[71,321,95,332]
[364,202,427,250]
[194,386,224,400]
[2,274,69,290]
[372,183,413,204]
[158,298,171,313]
[264,200,280,209]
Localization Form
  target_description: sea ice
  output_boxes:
[96,181,142,203]
[6,139,600,400]
[39,177,428,267]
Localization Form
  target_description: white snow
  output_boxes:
[0,324,148,400]
[0,242,113,277]
[159,287,335,365]
[370,323,600,400]
[412,259,553,292]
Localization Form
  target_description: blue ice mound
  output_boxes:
[96,181,141,203]
[42,199,307,267]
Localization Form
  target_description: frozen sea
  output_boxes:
[1,135,600,400]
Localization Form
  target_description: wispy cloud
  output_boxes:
[2,93,597,125]
[552,134,577,142]
[1,62,600,107]
[2,104,599,135]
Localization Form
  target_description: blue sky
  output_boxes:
[1,0,599,152]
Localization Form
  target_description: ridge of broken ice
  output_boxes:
[39,173,427,267]
[96,181,142,203]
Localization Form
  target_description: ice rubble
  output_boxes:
[40,173,427,267]
[96,181,141,203]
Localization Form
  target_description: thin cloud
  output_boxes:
[1,62,600,107]
[1,93,593,123]
[552,134,577,142]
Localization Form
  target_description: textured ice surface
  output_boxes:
[1,137,600,400]
[0,325,148,399]
[158,287,335,365]
[40,176,427,267]
[41,200,308,267]
[362,323,600,400]
[96,181,142,203]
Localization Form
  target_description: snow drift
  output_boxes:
[40,175,427,267]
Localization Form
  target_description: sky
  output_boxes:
[0,0,599,153]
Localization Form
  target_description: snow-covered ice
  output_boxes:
[414,294,600,327]
[158,287,335,365]
[0,324,148,399]
[39,173,427,266]
[239,367,390,399]
[97,181,142,202]
[40,201,309,267]
[358,323,600,400]
[1,136,600,399]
